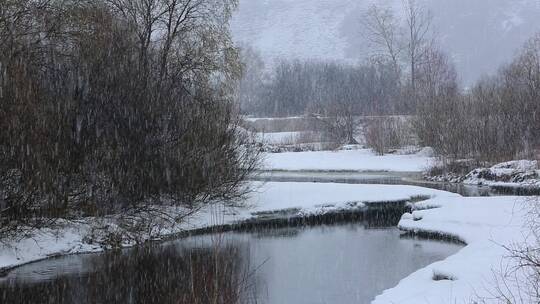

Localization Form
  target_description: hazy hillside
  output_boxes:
[231,0,540,85]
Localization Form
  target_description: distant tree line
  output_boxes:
[238,0,434,119]
[237,50,407,144]
[0,0,259,239]
[239,56,402,118]
[237,0,437,145]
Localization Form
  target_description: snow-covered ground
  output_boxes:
[0,182,455,272]
[374,195,535,304]
[256,131,310,145]
[263,148,435,172]
[254,131,330,152]
[221,182,457,219]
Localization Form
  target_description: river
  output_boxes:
[2,172,494,304]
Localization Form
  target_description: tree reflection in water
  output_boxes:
[1,242,258,304]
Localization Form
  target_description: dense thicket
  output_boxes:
[0,0,258,237]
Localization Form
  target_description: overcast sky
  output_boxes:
[231,0,540,86]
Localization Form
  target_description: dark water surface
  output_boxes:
[0,222,461,304]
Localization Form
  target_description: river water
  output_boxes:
[0,173,473,304]
[0,223,461,304]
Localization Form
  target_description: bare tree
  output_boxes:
[360,0,434,111]
[403,0,433,96]
[361,4,403,77]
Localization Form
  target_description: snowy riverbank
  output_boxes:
[263,148,435,172]
[427,160,540,194]
[0,182,535,304]
[0,182,454,274]
[374,195,535,304]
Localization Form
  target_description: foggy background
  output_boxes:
[231,0,540,86]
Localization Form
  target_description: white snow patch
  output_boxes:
[244,182,457,215]
[264,149,435,172]
[256,131,309,145]
[374,195,535,304]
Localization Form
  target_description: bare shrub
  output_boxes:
[365,117,415,155]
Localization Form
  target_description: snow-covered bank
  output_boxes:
[427,159,540,193]
[374,195,535,304]
[0,182,456,273]
[195,182,459,224]
[263,149,435,172]
[0,227,104,276]
[464,160,540,189]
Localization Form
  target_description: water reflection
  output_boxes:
[0,223,462,304]
[1,242,255,304]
